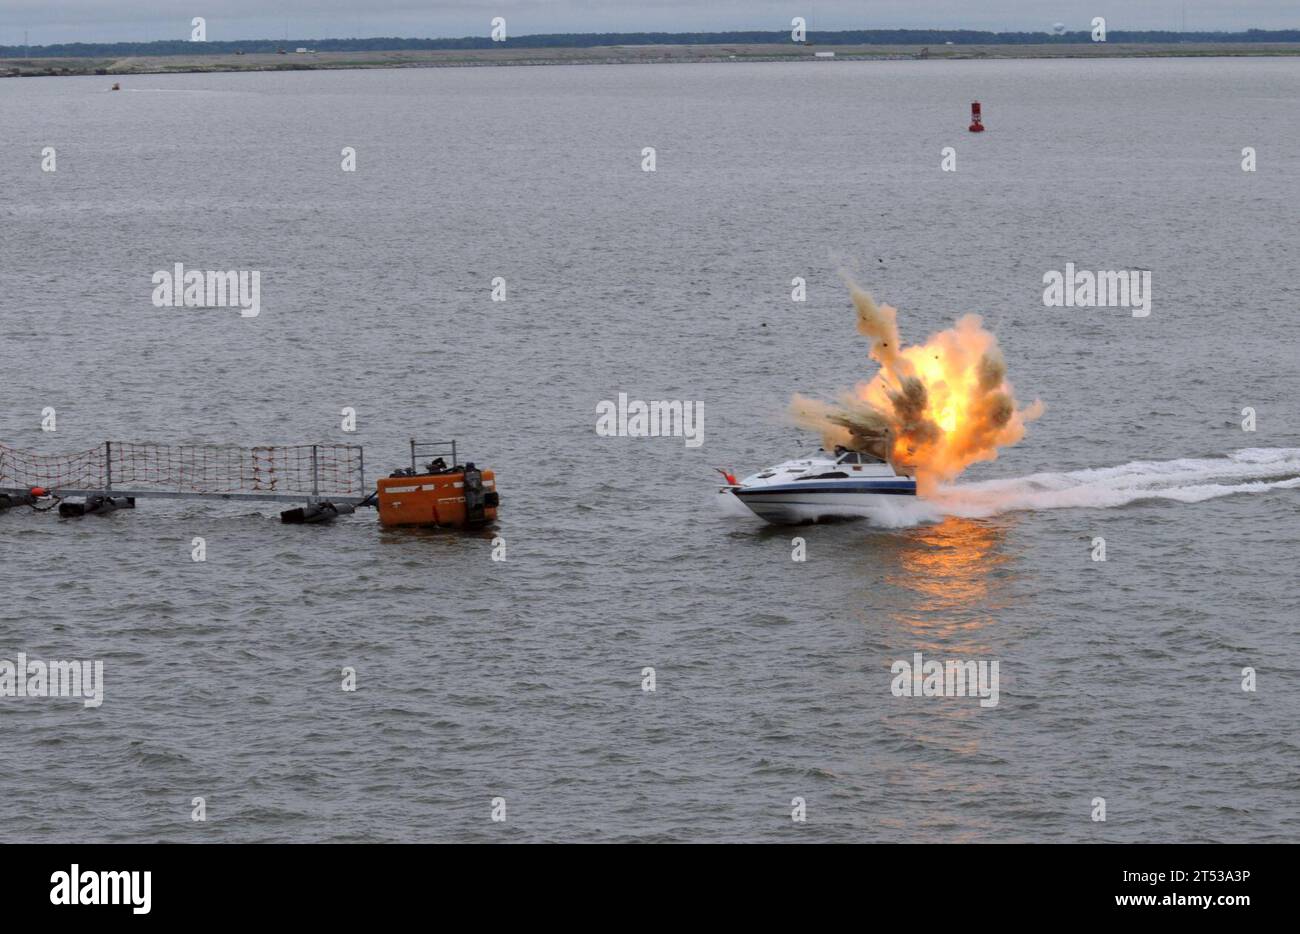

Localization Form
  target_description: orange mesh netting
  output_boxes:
[0,442,363,496]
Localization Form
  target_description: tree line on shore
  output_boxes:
[4,29,1300,58]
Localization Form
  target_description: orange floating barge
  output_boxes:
[375,440,499,528]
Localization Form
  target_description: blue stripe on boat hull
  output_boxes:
[736,484,916,497]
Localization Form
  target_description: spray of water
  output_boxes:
[930,448,1300,518]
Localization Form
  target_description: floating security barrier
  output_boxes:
[58,495,136,517]
[1,439,497,529]
[0,491,38,511]
[279,501,357,524]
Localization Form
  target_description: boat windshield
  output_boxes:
[836,450,886,465]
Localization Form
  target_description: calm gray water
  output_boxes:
[1,58,1298,842]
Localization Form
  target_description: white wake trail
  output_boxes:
[928,448,1300,519]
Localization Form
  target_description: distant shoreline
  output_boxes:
[5,42,1300,78]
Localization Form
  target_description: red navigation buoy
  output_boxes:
[969,101,984,132]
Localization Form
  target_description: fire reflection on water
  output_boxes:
[871,516,1017,813]
[880,515,1015,644]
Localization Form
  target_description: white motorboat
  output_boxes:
[719,446,917,524]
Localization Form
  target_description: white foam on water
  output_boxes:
[838,496,947,528]
[714,489,754,517]
[929,448,1300,519]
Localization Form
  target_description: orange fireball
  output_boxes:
[791,282,1043,494]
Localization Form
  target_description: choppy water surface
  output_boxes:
[1,58,1297,842]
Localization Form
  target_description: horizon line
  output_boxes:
[6,26,1300,55]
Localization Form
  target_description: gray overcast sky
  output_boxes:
[3,1,1298,45]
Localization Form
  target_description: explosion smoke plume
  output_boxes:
[791,282,1043,492]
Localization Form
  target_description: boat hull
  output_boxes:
[732,486,915,524]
